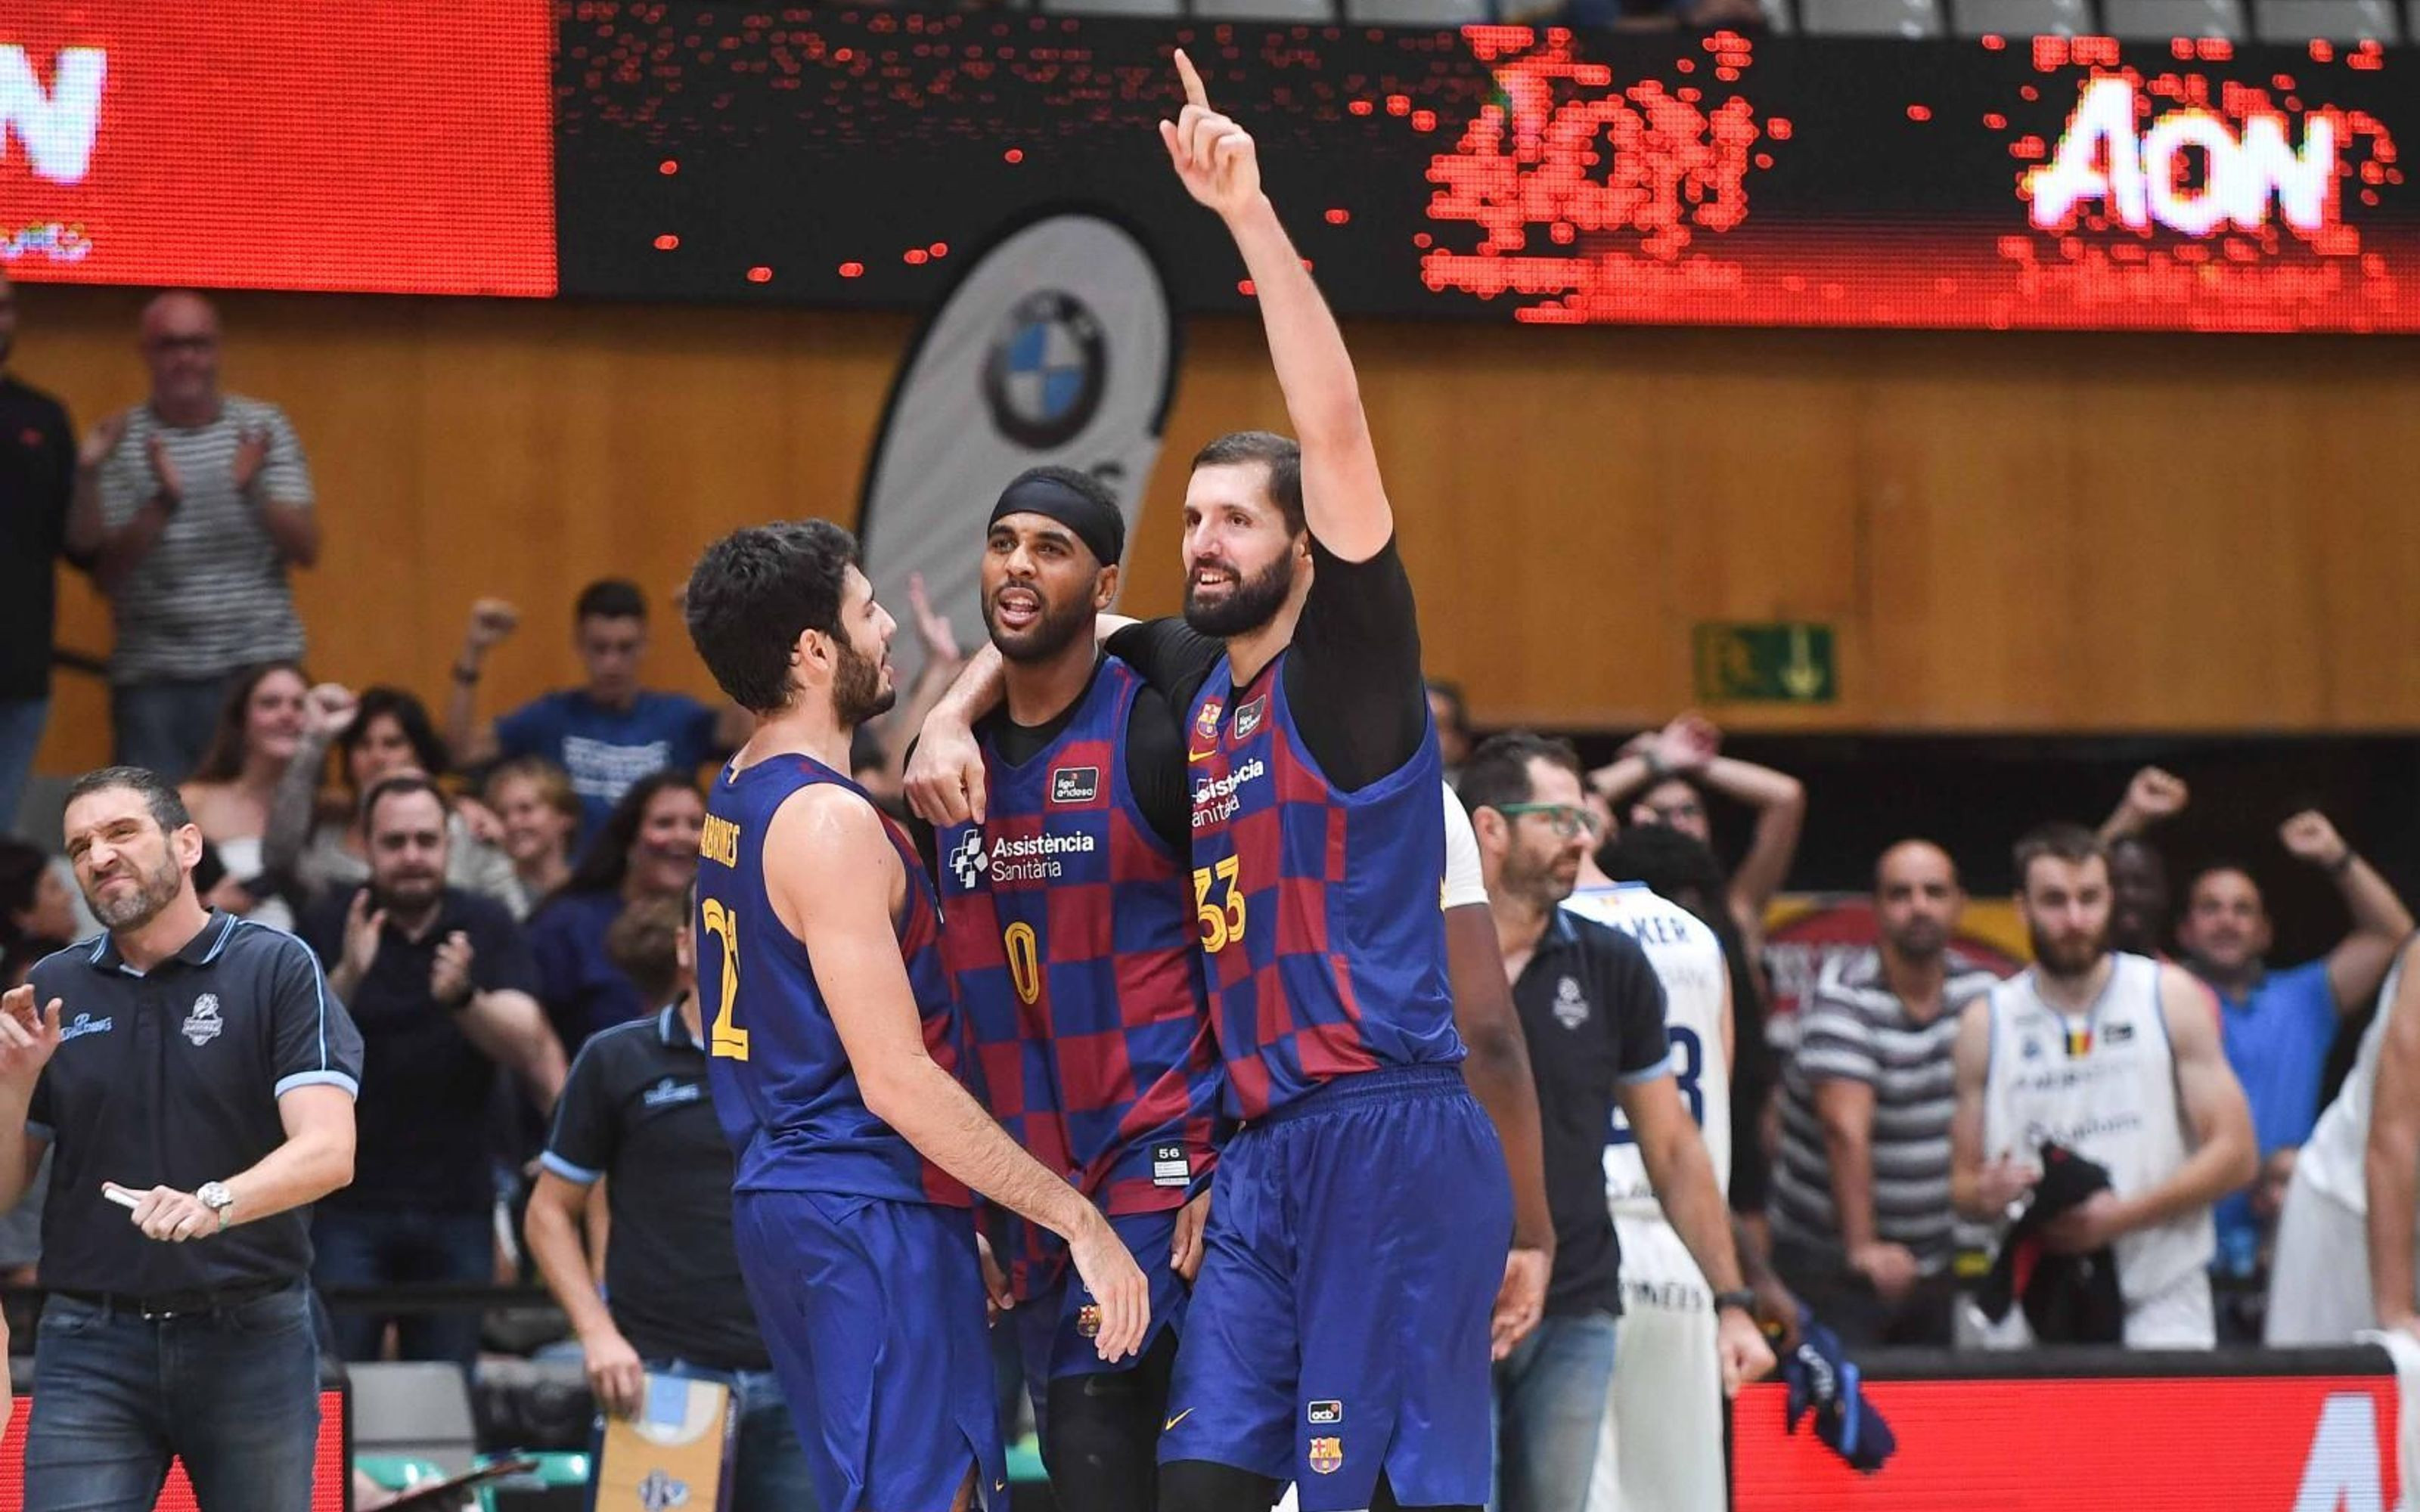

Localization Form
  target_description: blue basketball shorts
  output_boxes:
[1158,1064,1513,1510]
[733,1188,1007,1512]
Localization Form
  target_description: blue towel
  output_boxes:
[1780,1308,1898,1473]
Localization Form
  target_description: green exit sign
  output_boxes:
[1693,622,1838,705]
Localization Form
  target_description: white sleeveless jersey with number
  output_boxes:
[2298,952,2406,1212]
[1564,883,1731,1218]
[1981,953,2211,1302]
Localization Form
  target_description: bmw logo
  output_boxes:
[984,291,1107,450]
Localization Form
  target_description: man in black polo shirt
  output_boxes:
[0,269,80,830]
[523,893,811,1510]
[298,773,564,1374]
[0,765,361,1512]
[1462,733,1771,1512]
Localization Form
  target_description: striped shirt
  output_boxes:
[1770,947,2003,1269]
[96,397,313,683]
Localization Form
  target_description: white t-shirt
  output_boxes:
[1442,784,1487,911]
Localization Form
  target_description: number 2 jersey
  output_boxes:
[695,752,973,1207]
[932,655,1224,1295]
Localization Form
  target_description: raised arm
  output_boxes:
[446,600,521,769]
[2098,766,2189,845]
[1163,51,1390,562]
[2279,812,2415,1013]
[768,787,1149,1360]
[2365,941,2420,1334]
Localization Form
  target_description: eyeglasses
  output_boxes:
[1494,803,1603,839]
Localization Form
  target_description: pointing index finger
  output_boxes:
[1174,48,1208,110]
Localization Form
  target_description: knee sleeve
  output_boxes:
[1157,1459,1285,1512]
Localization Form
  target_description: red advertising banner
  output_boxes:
[0,1389,348,1512]
[1734,1372,2402,1510]
[0,2,554,296]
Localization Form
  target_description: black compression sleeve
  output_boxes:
[1106,618,1224,716]
[1125,685,1194,855]
[1283,535,1429,792]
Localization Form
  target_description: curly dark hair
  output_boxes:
[684,519,859,715]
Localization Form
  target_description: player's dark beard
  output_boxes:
[832,637,895,727]
[1184,552,1295,639]
[986,583,1094,666]
[2028,920,2108,978]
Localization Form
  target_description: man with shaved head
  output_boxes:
[1770,839,2003,1346]
[70,292,319,782]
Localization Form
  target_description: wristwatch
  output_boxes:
[196,1181,235,1234]
[1712,1288,1758,1317]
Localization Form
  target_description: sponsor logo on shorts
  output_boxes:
[1308,1399,1343,1425]
[1050,766,1100,805]
[1308,1436,1344,1475]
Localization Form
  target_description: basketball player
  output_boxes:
[1569,822,1748,1512]
[680,519,1147,1512]
[904,53,1553,1507]
[2266,935,2420,1343]
[1951,823,2254,1348]
[926,466,1224,1506]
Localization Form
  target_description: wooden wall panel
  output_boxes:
[18,282,2420,783]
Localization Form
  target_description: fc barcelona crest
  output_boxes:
[1194,699,1224,743]
[1308,1436,1344,1475]
[1076,1303,1101,1339]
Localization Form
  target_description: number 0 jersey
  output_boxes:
[934,658,1223,1294]
[1184,649,1463,1120]
[696,752,973,1207]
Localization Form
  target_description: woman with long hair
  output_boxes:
[525,770,704,1055]
[262,682,517,909]
[482,757,582,918]
[178,662,311,927]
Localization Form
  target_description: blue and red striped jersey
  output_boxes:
[1184,652,1465,1120]
[936,658,1222,1295]
[697,751,973,1207]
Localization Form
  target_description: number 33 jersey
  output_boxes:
[934,657,1224,1294]
[1184,649,1465,1121]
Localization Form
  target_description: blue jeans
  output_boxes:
[311,1206,494,1373]
[618,1360,818,1512]
[0,696,46,838]
[1491,1309,1619,1512]
[110,675,237,785]
[24,1281,321,1512]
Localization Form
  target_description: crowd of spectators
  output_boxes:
[0,278,2409,1448]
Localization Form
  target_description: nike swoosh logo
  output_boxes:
[1189,748,1216,764]
[1165,1407,1194,1433]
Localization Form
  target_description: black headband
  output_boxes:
[988,472,1125,569]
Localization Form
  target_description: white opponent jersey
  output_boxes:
[1565,882,1731,1218]
[1981,953,2211,1302]
[2299,950,2408,1213]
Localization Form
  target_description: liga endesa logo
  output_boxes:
[0,45,104,184]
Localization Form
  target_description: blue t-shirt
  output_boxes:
[2210,958,2337,1268]
[527,889,650,1057]
[495,689,720,840]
